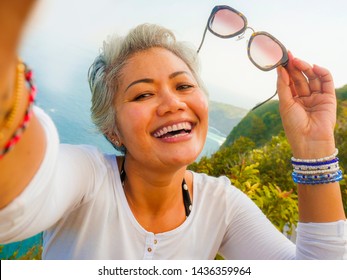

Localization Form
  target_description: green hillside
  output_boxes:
[222,100,282,148]
[336,84,347,100]
[208,100,247,136]
[222,83,347,149]
[335,84,347,169]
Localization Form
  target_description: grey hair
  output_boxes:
[88,23,208,153]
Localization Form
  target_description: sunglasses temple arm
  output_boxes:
[251,90,278,111]
[197,26,208,53]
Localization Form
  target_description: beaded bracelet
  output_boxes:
[292,157,339,166]
[293,167,340,176]
[291,149,343,185]
[293,161,339,170]
[292,170,343,185]
[293,170,342,180]
[0,62,25,139]
[0,63,37,159]
[291,149,339,163]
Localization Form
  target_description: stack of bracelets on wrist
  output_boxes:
[0,60,36,159]
[291,149,343,185]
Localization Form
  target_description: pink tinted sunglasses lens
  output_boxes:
[211,9,246,36]
[249,34,284,70]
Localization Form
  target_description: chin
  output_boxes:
[170,146,204,167]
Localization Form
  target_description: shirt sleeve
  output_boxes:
[218,185,296,259]
[0,107,108,244]
[218,182,347,259]
[296,220,347,259]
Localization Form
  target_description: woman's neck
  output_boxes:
[117,156,193,233]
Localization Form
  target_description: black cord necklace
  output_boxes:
[120,158,192,217]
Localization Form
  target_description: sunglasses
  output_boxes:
[197,5,289,110]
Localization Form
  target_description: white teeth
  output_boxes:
[154,122,192,138]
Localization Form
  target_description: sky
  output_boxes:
[22,0,347,109]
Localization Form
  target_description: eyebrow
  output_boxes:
[169,71,190,79]
[125,78,154,92]
[124,71,191,92]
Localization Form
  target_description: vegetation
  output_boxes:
[0,239,42,260]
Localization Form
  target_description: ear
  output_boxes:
[105,132,122,147]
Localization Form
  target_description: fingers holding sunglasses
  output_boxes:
[285,52,309,96]
[286,52,320,97]
[276,66,294,104]
[292,57,323,95]
[311,64,335,96]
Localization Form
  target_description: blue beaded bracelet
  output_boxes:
[292,170,343,185]
[291,157,339,166]
[293,170,342,180]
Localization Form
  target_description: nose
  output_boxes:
[156,90,187,116]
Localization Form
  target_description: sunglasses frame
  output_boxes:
[247,31,288,71]
[197,5,245,53]
[198,5,288,71]
[207,5,248,39]
[197,5,289,109]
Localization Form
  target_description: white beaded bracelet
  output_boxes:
[293,166,340,175]
[291,148,338,163]
[293,162,339,171]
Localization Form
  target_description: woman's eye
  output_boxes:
[177,84,194,91]
[133,93,153,101]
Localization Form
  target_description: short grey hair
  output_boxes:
[88,23,207,152]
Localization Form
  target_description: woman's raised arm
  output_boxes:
[0,0,46,208]
[277,52,346,222]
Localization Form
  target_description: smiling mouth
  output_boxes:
[153,122,193,139]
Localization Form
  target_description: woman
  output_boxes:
[0,0,346,259]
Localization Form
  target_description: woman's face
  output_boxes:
[114,47,208,169]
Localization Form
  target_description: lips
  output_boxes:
[153,122,193,139]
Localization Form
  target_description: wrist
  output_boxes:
[291,141,336,160]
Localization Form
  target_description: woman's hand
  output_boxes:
[277,51,337,159]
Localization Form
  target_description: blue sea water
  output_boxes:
[0,41,225,259]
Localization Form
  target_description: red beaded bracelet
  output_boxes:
[0,63,37,159]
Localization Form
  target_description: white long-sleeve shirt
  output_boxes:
[0,107,346,259]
